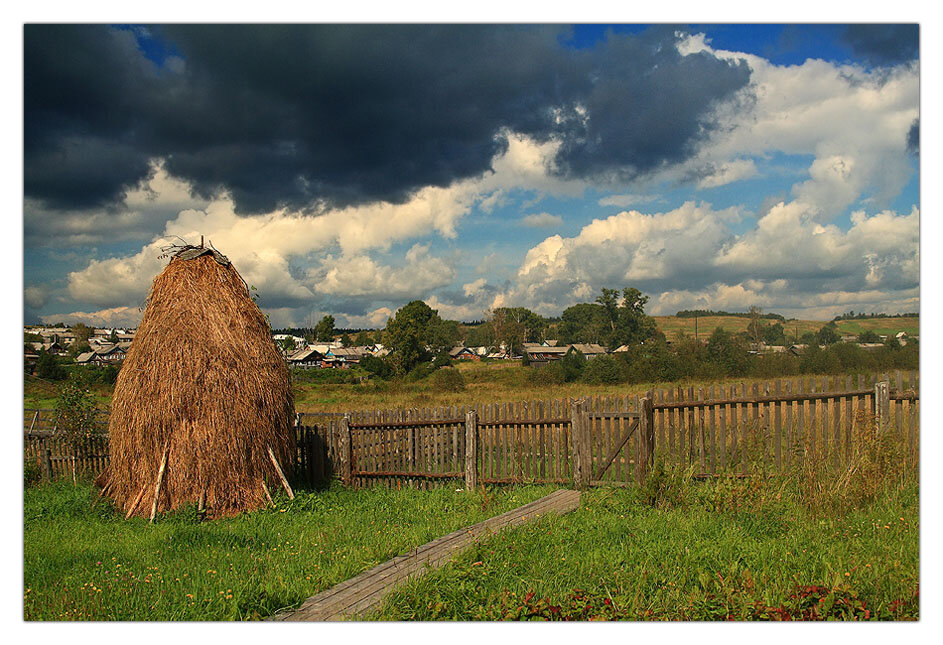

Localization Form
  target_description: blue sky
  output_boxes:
[23,24,919,328]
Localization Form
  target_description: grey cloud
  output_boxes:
[25,25,752,218]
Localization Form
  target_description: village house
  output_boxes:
[524,345,569,366]
[75,343,129,365]
[286,347,324,369]
[448,346,480,361]
[568,343,609,359]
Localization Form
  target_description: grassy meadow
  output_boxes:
[24,455,918,621]
[373,475,918,620]
[653,315,918,343]
[23,481,557,620]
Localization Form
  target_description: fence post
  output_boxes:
[464,410,478,492]
[637,396,654,486]
[42,448,53,482]
[874,381,890,432]
[571,399,591,490]
[338,415,353,487]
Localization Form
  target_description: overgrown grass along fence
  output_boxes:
[24,371,918,491]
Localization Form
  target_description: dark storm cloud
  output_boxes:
[841,24,918,66]
[25,24,751,215]
[907,119,919,155]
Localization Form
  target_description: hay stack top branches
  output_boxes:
[100,241,296,519]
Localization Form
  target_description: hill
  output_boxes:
[654,314,918,343]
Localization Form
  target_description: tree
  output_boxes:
[857,330,881,343]
[277,336,297,355]
[385,300,449,374]
[816,322,841,345]
[706,327,750,376]
[762,323,787,346]
[313,315,335,342]
[108,329,119,344]
[489,307,543,356]
[72,323,93,345]
[36,350,67,380]
[558,303,610,344]
[560,347,586,382]
[747,305,764,348]
[427,318,460,354]
[595,288,621,332]
[340,333,352,348]
[608,287,658,349]
[354,331,373,347]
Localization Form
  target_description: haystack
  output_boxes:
[98,245,296,518]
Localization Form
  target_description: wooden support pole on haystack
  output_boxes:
[149,442,170,523]
[261,479,274,506]
[125,485,147,520]
[268,446,295,499]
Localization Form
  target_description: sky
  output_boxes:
[22,23,920,329]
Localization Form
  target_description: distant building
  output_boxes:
[568,343,609,359]
[524,345,569,366]
[448,346,480,361]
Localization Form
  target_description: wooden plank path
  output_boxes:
[273,489,581,621]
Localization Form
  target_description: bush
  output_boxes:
[406,363,436,381]
[560,348,586,382]
[55,375,103,443]
[24,457,41,488]
[360,354,394,380]
[432,352,453,369]
[431,367,465,392]
[528,362,566,386]
[291,367,368,384]
[36,350,67,380]
[581,355,622,384]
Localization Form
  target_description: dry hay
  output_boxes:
[98,249,295,518]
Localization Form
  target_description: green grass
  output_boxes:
[654,315,918,343]
[371,473,919,621]
[23,480,556,621]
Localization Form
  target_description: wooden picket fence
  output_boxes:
[24,370,918,489]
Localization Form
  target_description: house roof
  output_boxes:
[75,352,96,363]
[449,346,475,357]
[288,348,322,362]
[570,343,608,355]
[526,346,569,356]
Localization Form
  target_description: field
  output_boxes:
[23,481,556,620]
[24,466,918,621]
[653,315,919,343]
[375,478,919,620]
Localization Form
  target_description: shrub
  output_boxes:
[432,352,453,369]
[581,355,622,384]
[431,367,465,392]
[406,362,436,381]
[291,367,368,384]
[560,348,586,382]
[528,362,566,386]
[55,374,103,446]
[360,354,394,380]
[24,457,41,488]
[36,350,67,380]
